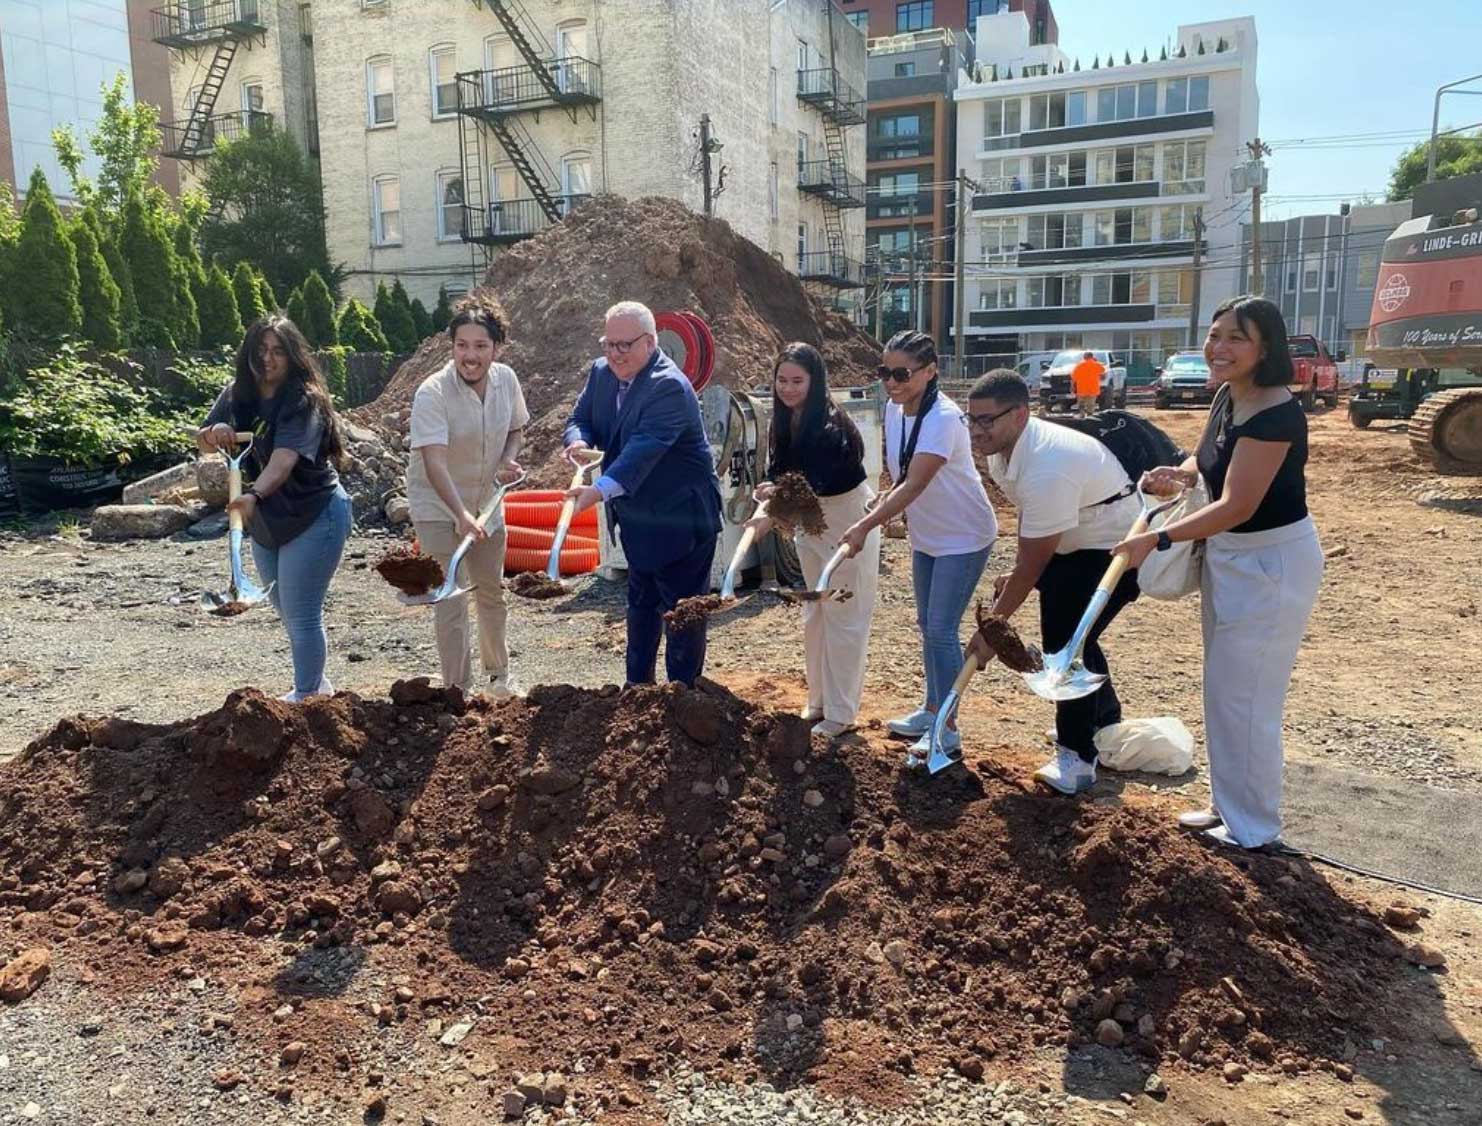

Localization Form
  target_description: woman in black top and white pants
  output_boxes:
[749,343,880,739]
[1115,296,1323,849]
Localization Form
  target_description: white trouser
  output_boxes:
[795,481,880,725]
[1200,516,1323,847]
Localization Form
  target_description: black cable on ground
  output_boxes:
[1268,842,1482,906]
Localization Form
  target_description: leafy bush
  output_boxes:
[165,353,234,413]
[318,345,349,402]
[0,344,194,464]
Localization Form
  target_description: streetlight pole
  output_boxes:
[1426,72,1482,182]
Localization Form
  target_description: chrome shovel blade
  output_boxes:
[396,579,473,607]
[1022,657,1107,702]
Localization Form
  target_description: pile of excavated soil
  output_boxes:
[768,472,827,537]
[0,682,1414,1113]
[355,196,882,488]
[664,594,736,630]
[374,544,444,597]
[507,571,568,600]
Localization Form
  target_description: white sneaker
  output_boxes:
[278,677,333,704]
[1033,747,1097,795]
[1177,808,1222,830]
[887,707,935,738]
[799,705,823,721]
[488,673,524,700]
[811,719,852,740]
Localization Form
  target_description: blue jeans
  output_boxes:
[251,489,352,693]
[912,547,991,713]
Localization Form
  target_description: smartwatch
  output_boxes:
[1155,531,1172,552]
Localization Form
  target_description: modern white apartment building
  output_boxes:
[150,0,866,310]
[953,11,1258,380]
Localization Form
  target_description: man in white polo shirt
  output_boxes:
[965,369,1141,795]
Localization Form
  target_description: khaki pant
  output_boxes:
[1076,394,1099,415]
[414,521,510,691]
[795,482,880,725]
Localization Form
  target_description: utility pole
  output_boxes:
[908,203,919,334]
[700,114,715,217]
[1246,137,1271,296]
[1187,206,1204,348]
[873,265,885,340]
[953,170,975,378]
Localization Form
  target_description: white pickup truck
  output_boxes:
[1039,349,1128,412]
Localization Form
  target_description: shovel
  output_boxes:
[199,431,275,617]
[396,471,527,606]
[922,611,1043,775]
[779,543,855,604]
[1020,482,1185,703]
[547,449,605,580]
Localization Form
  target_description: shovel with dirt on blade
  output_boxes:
[199,431,275,618]
[664,501,771,629]
[392,470,527,606]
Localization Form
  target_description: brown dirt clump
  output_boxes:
[507,571,567,600]
[769,472,827,537]
[354,196,883,488]
[973,602,1043,673]
[374,543,445,597]
[665,595,736,630]
[0,679,1416,1112]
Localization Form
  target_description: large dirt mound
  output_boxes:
[0,683,1411,1111]
[356,196,881,486]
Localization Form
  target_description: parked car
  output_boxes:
[1287,335,1343,410]
[1015,350,1058,392]
[1039,349,1128,412]
[1153,351,1214,409]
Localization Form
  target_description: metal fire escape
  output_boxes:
[152,2,269,162]
[459,0,601,250]
[796,60,867,294]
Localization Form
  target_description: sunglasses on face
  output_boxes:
[876,362,928,383]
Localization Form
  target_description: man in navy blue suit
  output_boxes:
[563,301,723,687]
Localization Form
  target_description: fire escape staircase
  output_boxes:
[152,3,269,162]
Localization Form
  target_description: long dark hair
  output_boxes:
[883,329,940,478]
[232,314,345,467]
[1210,295,1294,387]
[771,342,864,471]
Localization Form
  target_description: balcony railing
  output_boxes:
[160,110,272,159]
[151,1,267,48]
[797,161,866,208]
[797,68,866,127]
[867,133,932,161]
[455,58,602,117]
[868,189,933,221]
[797,251,865,289]
[461,195,592,245]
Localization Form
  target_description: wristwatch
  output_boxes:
[1155,531,1173,552]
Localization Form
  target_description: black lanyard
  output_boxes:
[896,382,938,480]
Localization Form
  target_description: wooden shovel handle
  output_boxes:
[1097,511,1153,594]
[233,431,254,442]
[948,650,983,697]
[227,464,245,533]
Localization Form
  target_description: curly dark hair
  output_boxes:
[447,290,510,344]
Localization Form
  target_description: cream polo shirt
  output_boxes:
[407,360,530,527]
[987,415,1137,553]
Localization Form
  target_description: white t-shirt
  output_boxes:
[885,393,997,557]
[987,415,1137,553]
[407,361,530,527]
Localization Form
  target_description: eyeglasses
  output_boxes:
[876,363,928,384]
[600,332,652,356]
[967,404,1020,431]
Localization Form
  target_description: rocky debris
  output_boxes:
[383,495,411,526]
[673,690,723,745]
[89,504,194,541]
[1383,902,1423,930]
[389,677,464,711]
[280,1041,307,1066]
[194,457,229,507]
[121,460,198,506]
[1404,942,1446,969]
[147,856,190,898]
[0,947,51,1002]
[339,419,409,522]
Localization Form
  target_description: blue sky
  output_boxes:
[1051,0,1482,219]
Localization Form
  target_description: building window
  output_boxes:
[1326,261,1338,290]
[436,171,464,240]
[967,0,993,19]
[982,157,1020,192]
[894,62,916,78]
[983,97,1021,148]
[1026,212,1084,250]
[561,152,592,206]
[979,278,1017,310]
[373,176,401,245]
[1029,152,1086,189]
[845,11,868,31]
[367,56,395,126]
[241,79,264,115]
[798,223,808,268]
[1165,75,1210,115]
[1162,140,1206,194]
[797,131,809,175]
[981,216,1018,260]
[1159,204,1198,240]
[1093,144,1153,186]
[896,1,933,33]
[769,67,779,125]
[1303,258,1319,291]
[429,46,458,118]
[1028,275,1080,307]
[873,171,922,217]
[1067,90,1087,126]
[1028,93,1066,131]
[1092,207,1152,246]
[1285,266,1297,293]
[769,162,779,219]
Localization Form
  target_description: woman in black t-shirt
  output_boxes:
[748,343,880,739]
[1113,296,1324,849]
[199,316,353,702]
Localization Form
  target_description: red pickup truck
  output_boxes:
[1287,335,1343,410]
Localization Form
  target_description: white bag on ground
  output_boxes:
[1094,717,1195,775]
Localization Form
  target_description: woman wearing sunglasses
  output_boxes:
[840,330,997,765]
[747,343,879,740]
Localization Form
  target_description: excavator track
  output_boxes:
[1409,387,1482,475]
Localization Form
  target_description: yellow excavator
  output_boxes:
[1364,208,1482,474]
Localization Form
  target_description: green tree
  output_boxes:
[337,298,389,352]
[199,127,334,300]
[1387,130,1482,202]
[257,271,278,313]
[12,169,82,339]
[410,297,433,342]
[232,260,267,330]
[170,247,200,351]
[119,189,179,348]
[68,218,123,349]
[431,285,453,333]
[373,281,417,352]
[285,285,308,331]
[82,206,137,341]
[300,269,338,347]
[197,262,244,350]
[52,73,162,214]
[0,181,20,332]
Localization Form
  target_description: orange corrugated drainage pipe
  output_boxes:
[505,545,600,575]
[503,501,598,531]
[507,526,599,552]
[504,489,569,504]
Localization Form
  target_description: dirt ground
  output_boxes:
[2,405,1481,1125]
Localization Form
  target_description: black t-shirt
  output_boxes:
[205,384,341,548]
[768,415,867,498]
[1196,387,1308,533]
